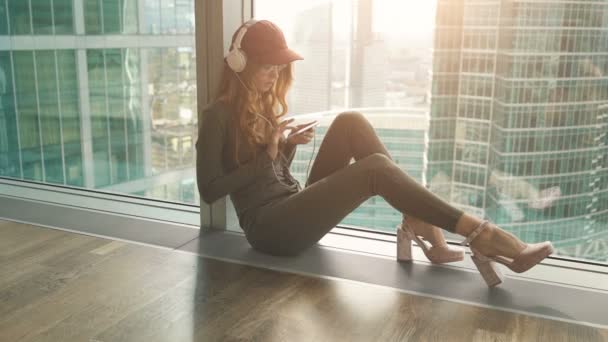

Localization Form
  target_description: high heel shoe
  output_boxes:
[397,219,465,264]
[461,220,555,287]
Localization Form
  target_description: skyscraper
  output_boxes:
[428,0,608,261]
[289,0,386,114]
[0,0,198,203]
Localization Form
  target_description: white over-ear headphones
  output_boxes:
[225,19,258,73]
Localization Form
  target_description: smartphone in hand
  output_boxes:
[290,121,319,136]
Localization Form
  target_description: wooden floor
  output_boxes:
[1,220,607,342]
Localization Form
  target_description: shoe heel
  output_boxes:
[471,254,504,287]
[397,227,412,261]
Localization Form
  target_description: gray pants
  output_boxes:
[246,111,464,256]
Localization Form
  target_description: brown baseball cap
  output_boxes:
[235,20,303,65]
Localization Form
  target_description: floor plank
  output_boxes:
[1,220,606,342]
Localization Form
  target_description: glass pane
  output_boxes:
[8,0,31,34]
[56,50,82,186]
[87,49,111,187]
[160,0,176,34]
[0,51,19,178]
[143,0,161,34]
[254,0,608,263]
[103,0,121,34]
[35,50,64,184]
[147,46,196,178]
[122,0,138,34]
[84,0,102,34]
[175,0,194,34]
[13,51,42,181]
[1,0,197,203]
[0,0,8,35]
[125,49,143,180]
[31,0,54,34]
[53,0,74,34]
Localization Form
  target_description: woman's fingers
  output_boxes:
[294,131,314,143]
[282,125,296,133]
[280,119,296,133]
[279,118,295,128]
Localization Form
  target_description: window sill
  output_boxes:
[1,189,606,328]
[322,226,608,292]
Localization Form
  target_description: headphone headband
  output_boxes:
[232,19,258,51]
[226,19,258,73]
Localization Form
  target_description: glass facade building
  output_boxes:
[0,0,197,203]
[428,0,608,261]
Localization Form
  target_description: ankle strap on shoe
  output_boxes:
[460,220,489,246]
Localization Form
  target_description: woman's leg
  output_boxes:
[248,111,528,259]
[248,111,466,256]
[305,111,391,186]
[306,111,454,246]
[249,156,465,257]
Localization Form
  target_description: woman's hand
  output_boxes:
[286,123,315,145]
[266,118,295,160]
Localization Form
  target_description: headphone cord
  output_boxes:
[305,132,316,183]
[232,70,316,190]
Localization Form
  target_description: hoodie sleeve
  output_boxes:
[279,140,298,167]
[196,106,273,204]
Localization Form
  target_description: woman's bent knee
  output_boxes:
[335,111,366,126]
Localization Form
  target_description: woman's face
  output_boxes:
[253,64,287,92]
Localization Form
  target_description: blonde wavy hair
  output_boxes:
[215,60,293,164]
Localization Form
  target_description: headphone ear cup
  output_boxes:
[226,48,247,73]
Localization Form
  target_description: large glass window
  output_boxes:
[1,0,607,265]
[84,0,138,34]
[8,0,31,35]
[254,0,608,264]
[0,0,198,203]
[0,0,7,35]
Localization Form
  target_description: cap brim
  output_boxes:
[251,48,303,65]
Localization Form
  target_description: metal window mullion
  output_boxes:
[28,0,34,34]
[118,0,124,33]
[139,48,152,177]
[32,51,47,182]
[179,134,183,166]
[481,12,501,213]
[244,0,252,20]
[162,51,167,172]
[176,46,183,167]
[174,0,177,32]
[102,50,114,184]
[137,0,145,34]
[448,19,466,204]
[9,52,24,179]
[158,0,164,33]
[99,0,104,33]
[4,0,10,35]
[54,50,67,184]
[73,0,85,34]
[75,49,95,187]
[191,112,195,164]
[196,0,226,230]
[50,0,56,35]
[122,49,130,179]
[163,134,168,171]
